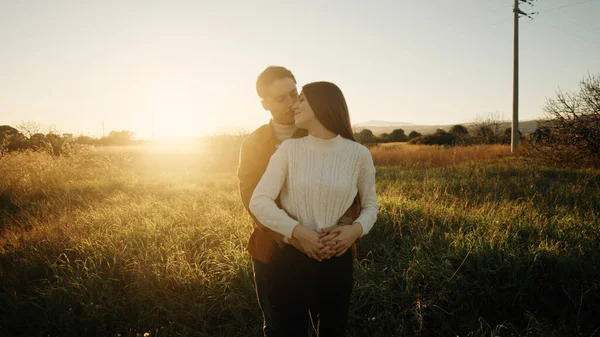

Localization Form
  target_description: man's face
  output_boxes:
[261,77,298,125]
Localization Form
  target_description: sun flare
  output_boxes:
[155,112,216,139]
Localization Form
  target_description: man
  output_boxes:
[237,66,360,336]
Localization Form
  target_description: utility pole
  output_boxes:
[512,0,520,152]
[102,120,105,138]
[512,0,537,152]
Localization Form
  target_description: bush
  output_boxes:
[409,129,457,146]
[501,127,522,145]
[0,125,85,157]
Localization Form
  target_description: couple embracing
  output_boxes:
[238,66,379,337]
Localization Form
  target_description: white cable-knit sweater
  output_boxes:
[249,134,378,239]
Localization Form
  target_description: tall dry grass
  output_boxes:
[0,143,599,336]
[371,143,512,168]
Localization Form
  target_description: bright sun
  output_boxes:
[155,111,216,138]
[151,91,217,139]
[149,73,219,139]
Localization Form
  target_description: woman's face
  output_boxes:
[292,92,317,129]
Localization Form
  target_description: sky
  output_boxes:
[1,0,599,139]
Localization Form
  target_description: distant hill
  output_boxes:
[354,120,415,127]
[352,120,540,136]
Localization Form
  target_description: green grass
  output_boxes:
[0,145,599,336]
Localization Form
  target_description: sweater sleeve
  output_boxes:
[354,146,379,236]
[249,141,299,239]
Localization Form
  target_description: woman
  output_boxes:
[249,81,378,337]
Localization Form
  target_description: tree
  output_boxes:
[30,133,46,148]
[99,130,135,146]
[354,129,377,144]
[0,125,19,138]
[408,130,422,140]
[502,127,522,144]
[448,124,470,145]
[474,125,495,142]
[469,113,503,144]
[0,125,28,155]
[387,129,408,142]
[76,135,95,145]
[16,120,42,138]
[409,129,456,146]
[449,124,469,136]
[532,73,600,166]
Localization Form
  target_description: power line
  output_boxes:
[470,3,514,21]
[537,0,598,13]
[525,0,600,46]
[542,0,600,36]
[434,3,514,39]
[452,18,513,39]
[563,19,600,37]
[528,18,600,45]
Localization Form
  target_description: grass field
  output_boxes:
[1,143,599,337]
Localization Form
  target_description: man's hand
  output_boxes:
[320,223,362,258]
[291,225,325,261]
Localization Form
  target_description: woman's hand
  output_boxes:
[292,225,325,261]
[317,227,340,260]
[320,223,363,257]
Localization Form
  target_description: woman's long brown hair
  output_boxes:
[301,81,356,141]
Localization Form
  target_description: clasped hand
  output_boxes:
[290,223,363,262]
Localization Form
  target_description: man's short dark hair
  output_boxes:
[256,66,296,99]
